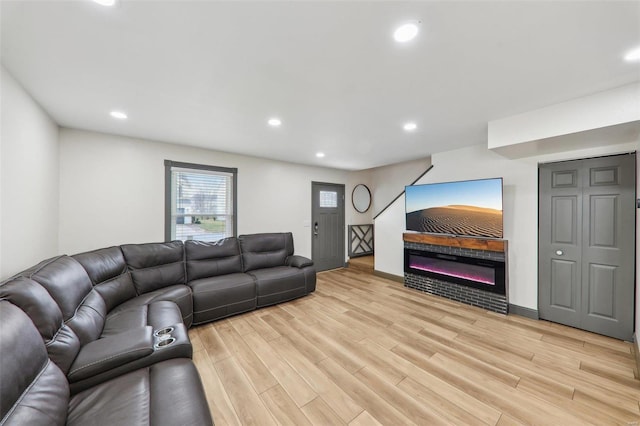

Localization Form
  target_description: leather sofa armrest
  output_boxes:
[286,255,314,268]
[68,326,154,382]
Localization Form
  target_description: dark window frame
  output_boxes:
[164,160,238,242]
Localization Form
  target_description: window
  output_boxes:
[319,190,338,208]
[164,160,237,242]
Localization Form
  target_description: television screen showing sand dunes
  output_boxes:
[406,178,503,239]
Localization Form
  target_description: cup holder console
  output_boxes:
[153,326,178,350]
[154,337,176,349]
[153,327,174,337]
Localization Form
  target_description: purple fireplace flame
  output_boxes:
[408,255,495,286]
[404,244,507,310]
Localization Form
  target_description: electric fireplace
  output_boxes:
[405,249,506,295]
[403,234,508,314]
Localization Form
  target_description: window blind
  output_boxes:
[166,163,236,242]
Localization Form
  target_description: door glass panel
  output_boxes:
[319,191,338,208]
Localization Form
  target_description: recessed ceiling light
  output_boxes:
[316,152,325,158]
[624,46,640,62]
[403,122,417,131]
[110,110,127,119]
[268,118,282,127]
[93,0,117,6]
[394,23,419,43]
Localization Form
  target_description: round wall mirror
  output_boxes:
[352,184,372,213]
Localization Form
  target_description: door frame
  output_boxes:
[311,181,346,271]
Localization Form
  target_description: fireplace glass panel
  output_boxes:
[408,254,495,285]
[404,248,506,295]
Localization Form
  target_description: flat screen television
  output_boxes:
[405,177,503,239]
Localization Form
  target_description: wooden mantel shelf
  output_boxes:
[403,233,507,253]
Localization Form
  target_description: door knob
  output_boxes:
[314,222,319,236]
[555,250,564,256]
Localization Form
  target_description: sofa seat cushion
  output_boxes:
[189,273,256,324]
[248,266,307,307]
[102,301,183,338]
[107,284,193,327]
[67,358,213,426]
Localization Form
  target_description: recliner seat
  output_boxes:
[239,232,316,307]
[185,237,257,324]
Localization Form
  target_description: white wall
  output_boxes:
[369,157,431,217]
[59,128,370,259]
[346,169,373,225]
[0,66,59,280]
[375,141,637,310]
[488,82,640,149]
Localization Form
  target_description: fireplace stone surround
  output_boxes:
[403,233,508,314]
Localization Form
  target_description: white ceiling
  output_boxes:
[2,1,639,170]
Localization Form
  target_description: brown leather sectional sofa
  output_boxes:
[0,232,316,425]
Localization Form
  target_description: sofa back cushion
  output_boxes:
[73,246,127,285]
[0,276,82,375]
[74,247,137,311]
[185,238,243,281]
[24,256,93,321]
[0,277,64,339]
[0,301,69,425]
[121,241,185,294]
[23,256,106,347]
[239,233,294,272]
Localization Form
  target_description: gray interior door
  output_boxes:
[539,153,635,341]
[312,182,345,271]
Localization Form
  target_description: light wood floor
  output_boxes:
[190,268,640,425]
[347,255,374,273]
